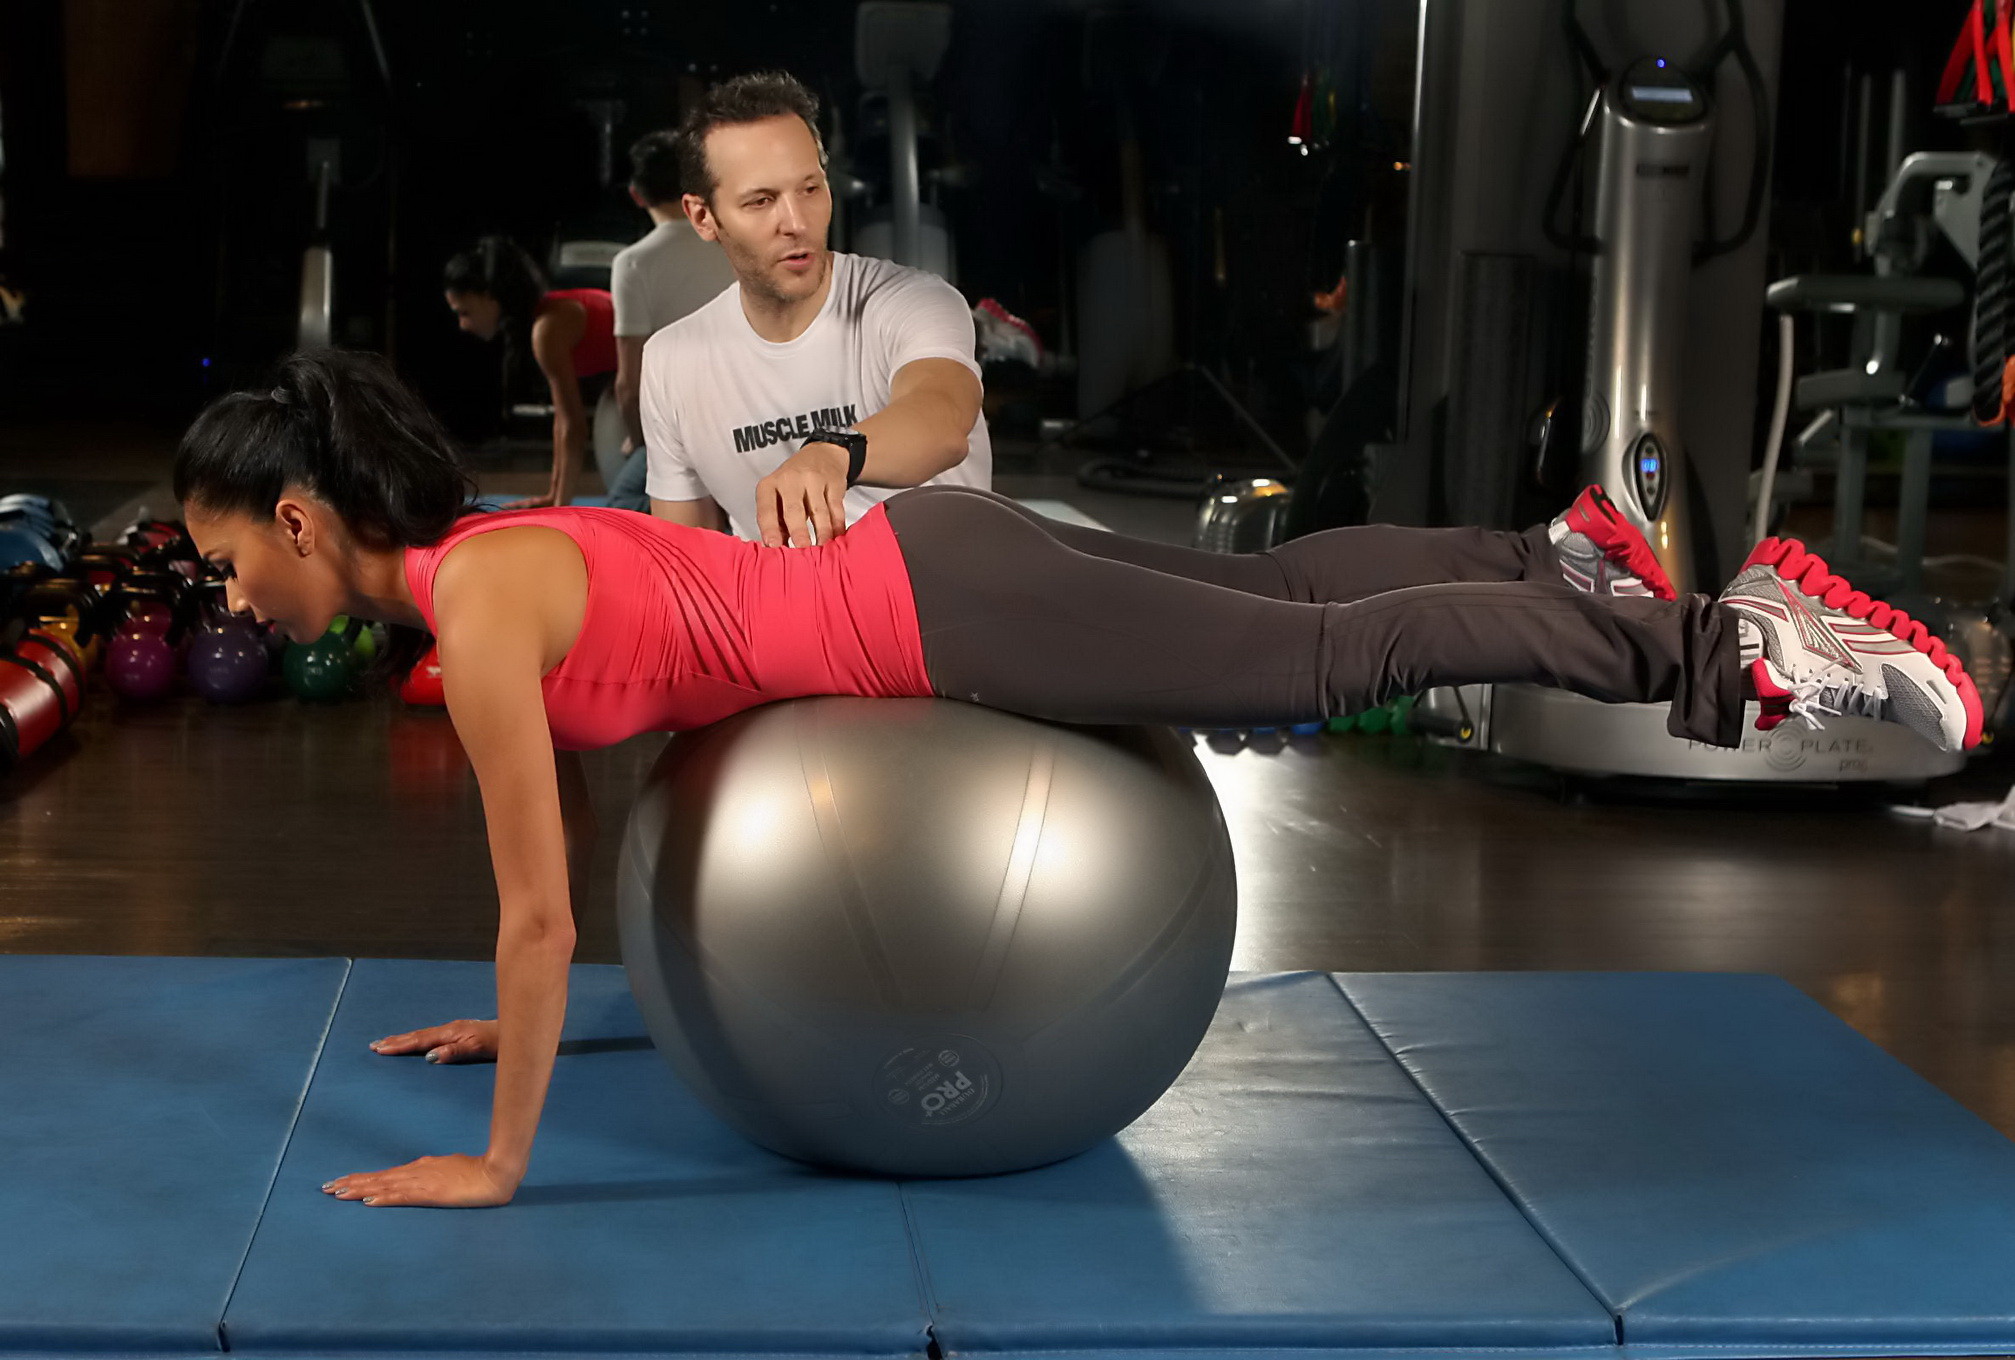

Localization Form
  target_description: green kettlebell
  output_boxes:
[283,618,362,702]
[330,614,382,667]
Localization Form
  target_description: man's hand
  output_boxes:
[501,494,555,511]
[754,440,850,548]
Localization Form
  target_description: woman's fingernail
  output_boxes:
[362,1197,376,1206]
[426,1048,443,1063]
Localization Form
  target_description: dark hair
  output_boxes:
[175,349,478,675]
[176,349,475,547]
[674,71,824,203]
[629,129,684,206]
[442,234,546,378]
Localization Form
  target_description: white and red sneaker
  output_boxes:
[1548,485,1678,601]
[1719,537,1983,753]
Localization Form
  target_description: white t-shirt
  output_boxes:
[639,251,991,538]
[609,219,740,338]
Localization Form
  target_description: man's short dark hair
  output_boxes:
[675,71,825,204]
[628,130,684,206]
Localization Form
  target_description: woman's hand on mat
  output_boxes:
[322,1153,518,1209]
[754,441,849,548]
[369,1018,499,1064]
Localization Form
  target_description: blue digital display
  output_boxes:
[1628,86,1696,103]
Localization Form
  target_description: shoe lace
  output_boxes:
[1775,665,1883,730]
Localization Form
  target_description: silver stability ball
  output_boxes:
[617,697,1237,1176]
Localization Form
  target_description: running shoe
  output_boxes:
[1720,536,1983,752]
[1548,485,1678,601]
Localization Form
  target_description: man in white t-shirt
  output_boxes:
[639,71,989,545]
[603,130,740,511]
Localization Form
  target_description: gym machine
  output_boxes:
[1415,2,1966,781]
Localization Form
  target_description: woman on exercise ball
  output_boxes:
[443,236,617,509]
[176,350,1979,1208]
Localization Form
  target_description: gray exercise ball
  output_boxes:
[617,697,1237,1177]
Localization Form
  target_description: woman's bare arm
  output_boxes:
[327,528,588,1206]
[554,748,598,926]
[530,304,589,507]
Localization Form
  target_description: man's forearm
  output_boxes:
[852,389,971,487]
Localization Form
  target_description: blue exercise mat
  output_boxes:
[222,960,931,1357]
[0,954,346,1355]
[9,957,2015,1359]
[906,972,1613,1354]
[1339,971,2015,1355]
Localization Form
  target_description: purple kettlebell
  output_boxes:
[106,625,179,702]
[185,622,268,703]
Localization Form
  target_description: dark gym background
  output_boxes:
[0,0,1411,452]
[0,0,1977,471]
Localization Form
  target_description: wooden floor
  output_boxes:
[3,424,2014,1141]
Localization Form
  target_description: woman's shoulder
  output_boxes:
[433,514,586,568]
[532,291,591,332]
[429,518,589,620]
[437,506,721,559]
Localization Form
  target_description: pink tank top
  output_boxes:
[402,505,934,750]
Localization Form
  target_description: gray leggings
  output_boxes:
[882,486,1743,747]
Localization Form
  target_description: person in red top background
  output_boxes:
[443,236,616,509]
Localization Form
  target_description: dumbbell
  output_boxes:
[0,496,81,562]
[11,578,111,671]
[0,511,71,573]
[0,494,70,520]
[0,614,86,773]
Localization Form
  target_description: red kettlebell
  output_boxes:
[398,644,446,706]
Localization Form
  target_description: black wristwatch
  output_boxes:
[804,430,869,486]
